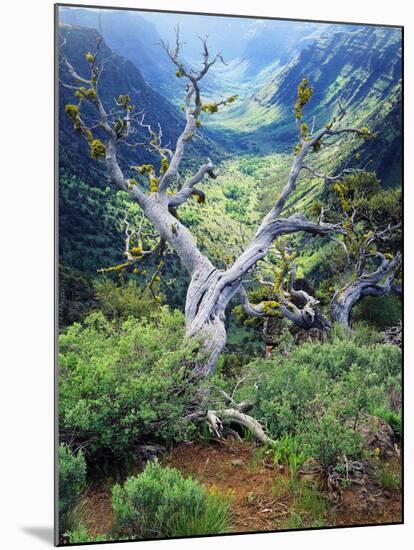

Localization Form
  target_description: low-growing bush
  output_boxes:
[299,409,364,470]
[228,339,400,469]
[112,461,232,538]
[342,363,381,429]
[374,461,401,491]
[94,278,159,321]
[66,524,108,544]
[292,340,400,380]
[234,357,330,438]
[214,351,253,379]
[348,322,384,346]
[58,444,86,531]
[232,340,401,438]
[59,308,199,462]
[372,407,402,439]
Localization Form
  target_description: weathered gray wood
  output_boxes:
[61,32,379,377]
[330,252,401,328]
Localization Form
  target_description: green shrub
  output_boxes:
[374,461,401,491]
[352,295,401,329]
[299,409,364,470]
[292,340,394,379]
[66,524,108,543]
[59,308,198,462]
[234,357,330,438]
[372,407,402,439]
[214,352,252,379]
[328,321,380,346]
[58,444,86,531]
[342,363,380,429]
[230,340,400,467]
[231,341,400,444]
[94,278,159,321]
[349,321,384,346]
[112,461,232,538]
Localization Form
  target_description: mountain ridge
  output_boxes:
[58,24,223,185]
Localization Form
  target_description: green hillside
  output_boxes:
[56,8,402,545]
[55,13,403,331]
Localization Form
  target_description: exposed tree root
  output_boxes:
[206,408,275,445]
[188,388,275,445]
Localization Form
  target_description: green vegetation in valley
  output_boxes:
[57,14,402,544]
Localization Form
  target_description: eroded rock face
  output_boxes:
[352,415,397,459]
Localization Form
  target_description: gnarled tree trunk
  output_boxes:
[330,252,401,328]
[60,28,396,445]
[60,29,371,378]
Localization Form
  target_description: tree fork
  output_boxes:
[60,29,373,377]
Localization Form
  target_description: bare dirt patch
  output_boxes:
[78,439,402,539]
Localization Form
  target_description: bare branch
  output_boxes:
[238,271,330,331]
[168,159,217,207]
[157,30,225,194]
[62,56,92,85]
[238,285,266,317]
[301,164,362,182]
[123,214,163,263]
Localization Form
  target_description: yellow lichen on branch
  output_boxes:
[359,127,376,140]
[200,95,238,114]
[294,78,313,119]
[90,139,106,160]
[117,94,131,108]
[160,158,169,175]
[97,261,130,274]
[332,182,351,213]
[85,51,94,64]
[260,300,281,315]
[149,177,159,193]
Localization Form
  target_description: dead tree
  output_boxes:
[60,29,374,382]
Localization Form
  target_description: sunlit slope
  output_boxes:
[204,26,402,186]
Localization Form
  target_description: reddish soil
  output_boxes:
[334,456,402,527]
[78,483,113,538]
[163,439,291,532]
[79,440,402,539]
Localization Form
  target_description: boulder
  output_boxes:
[351,415,397,459]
